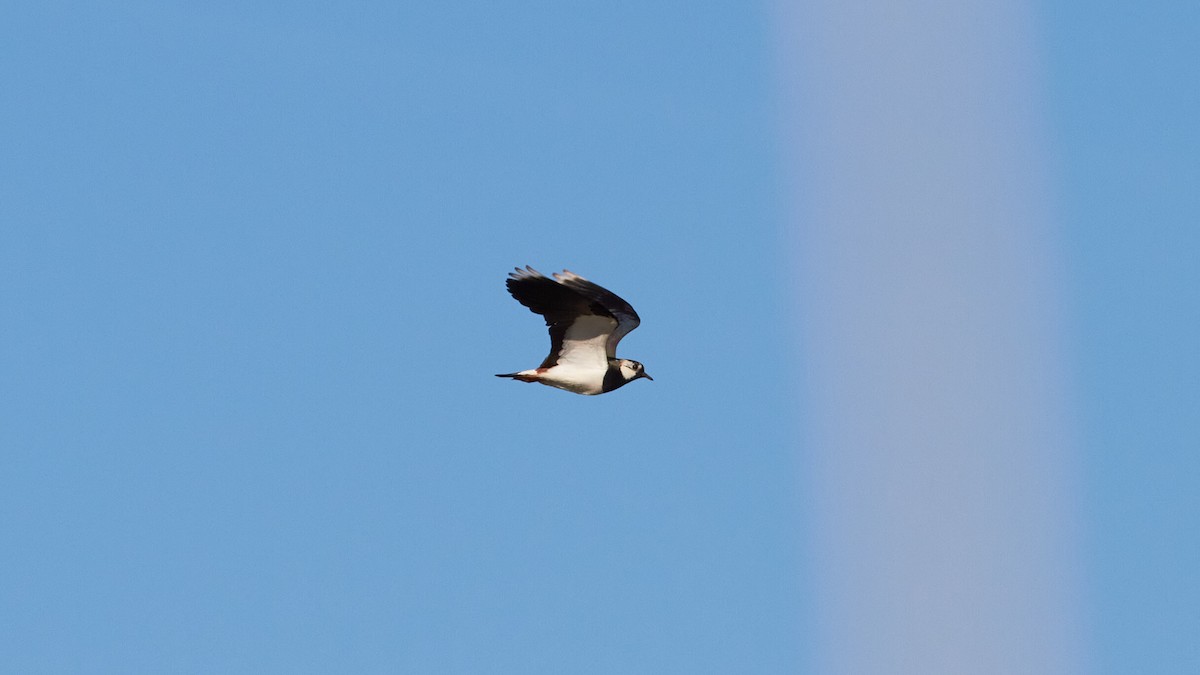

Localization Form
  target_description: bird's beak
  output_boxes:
[640,372,654,381]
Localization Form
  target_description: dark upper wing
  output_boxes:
[506,266,618,368]
[551,270,641,357]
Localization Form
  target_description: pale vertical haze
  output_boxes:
[775,1,1084,672]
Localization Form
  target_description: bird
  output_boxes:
[496,266,652,395]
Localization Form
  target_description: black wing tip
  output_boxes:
[507,266,593,284]
[552,269,586,284]
[508,265,544,281]
[505,267,549,301]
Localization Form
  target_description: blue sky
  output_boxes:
[0,2,1196,673]
[1043,1,1200,671]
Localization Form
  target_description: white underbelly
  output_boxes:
[536,365,606,395]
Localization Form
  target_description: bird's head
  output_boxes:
[618,359,653,383]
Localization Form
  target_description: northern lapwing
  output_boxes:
[496,266,652,395]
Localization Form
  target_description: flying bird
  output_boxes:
[497,266,652,395]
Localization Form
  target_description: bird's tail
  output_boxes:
[496,371,539,382]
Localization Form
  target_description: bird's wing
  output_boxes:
[552,270,641,357]
[506,266,617,370]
